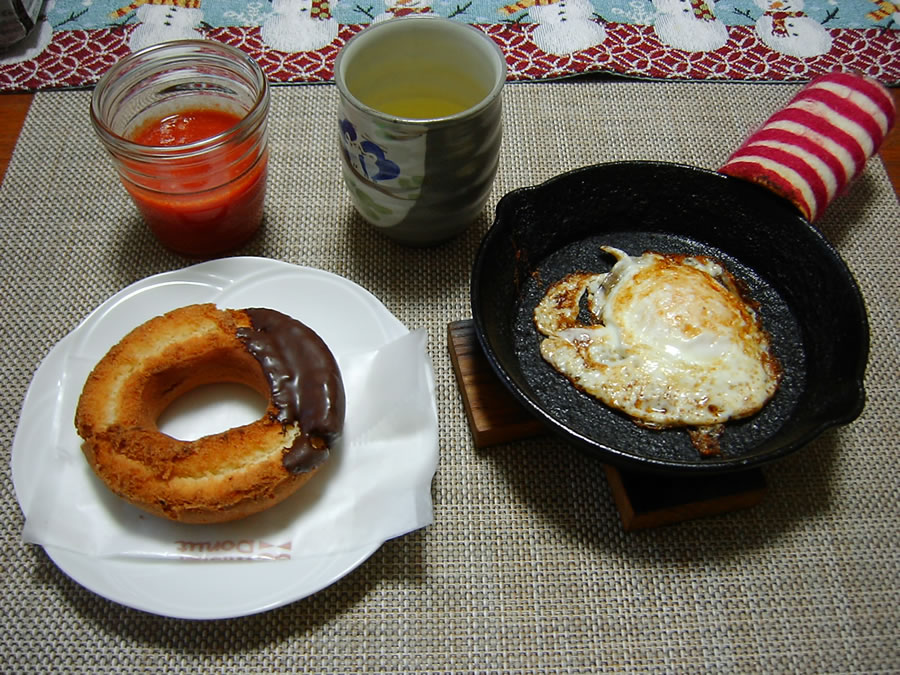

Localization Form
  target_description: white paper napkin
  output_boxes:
[22,328,439,562]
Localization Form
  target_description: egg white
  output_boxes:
[534,246,782,436]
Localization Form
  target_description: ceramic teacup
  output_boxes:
[335,16,506,246]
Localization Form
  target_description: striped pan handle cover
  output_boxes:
[719,73,896,222]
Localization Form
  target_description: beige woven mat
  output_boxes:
[1,80,898,673]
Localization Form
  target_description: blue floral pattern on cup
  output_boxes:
[339,119,400,182]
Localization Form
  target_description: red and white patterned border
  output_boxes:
[1,23,898,92]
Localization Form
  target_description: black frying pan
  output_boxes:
[471,161,868,475]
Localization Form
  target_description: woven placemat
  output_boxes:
[0,80,897,673]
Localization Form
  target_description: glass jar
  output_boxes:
[0,0,42,49]
[91,40,270,258]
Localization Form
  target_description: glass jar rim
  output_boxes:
[90,39,269,159]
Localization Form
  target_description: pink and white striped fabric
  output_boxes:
[719,73,896,222]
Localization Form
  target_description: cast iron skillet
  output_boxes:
[471,161,868,475]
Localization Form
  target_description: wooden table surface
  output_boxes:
[2,88,898,193]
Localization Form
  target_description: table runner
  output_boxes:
[1,0,899,91]
[1,80,898,672]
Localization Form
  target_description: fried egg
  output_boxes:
[534,246,782,454]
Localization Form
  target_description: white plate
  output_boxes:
[11,257,426,619]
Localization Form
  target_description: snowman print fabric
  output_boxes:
[0,0,898,90]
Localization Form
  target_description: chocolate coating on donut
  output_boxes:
[237,308,345,474]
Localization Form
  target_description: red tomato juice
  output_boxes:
[124,108,267,257]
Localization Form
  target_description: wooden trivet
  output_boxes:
[448,319,766,531]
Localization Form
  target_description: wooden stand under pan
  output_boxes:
[447,319,767,531]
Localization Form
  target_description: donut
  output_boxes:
[74,303,345,524]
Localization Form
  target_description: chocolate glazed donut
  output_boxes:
[74,303,346,524]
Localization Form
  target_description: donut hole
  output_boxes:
[158,383,269,441]
[141,347,272,441]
